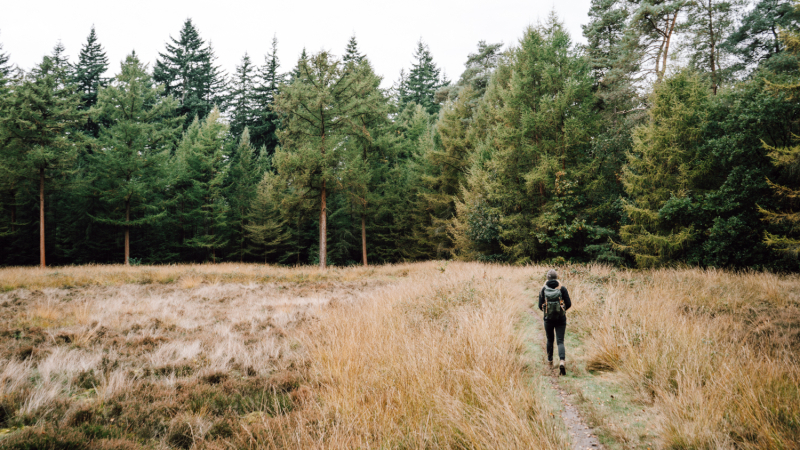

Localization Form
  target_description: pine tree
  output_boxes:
[153,19,228,125]
[89,53,182,265]
[680,0,742,94]
[229,53,258,139]
[274,51,387,269]
[623,0,686,81]
[723,0,800,75]
[399,40,448,115]
[251,36,285,153]
[0,56,85,267]
[171,108,230,261]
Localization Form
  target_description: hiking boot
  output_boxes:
[547,359,553,368]
[559,360,566,376]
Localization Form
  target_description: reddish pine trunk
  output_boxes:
[320,181,327,270]
[39,167,45,268]
[362,213,367,266]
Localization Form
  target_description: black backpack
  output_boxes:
[543,282,565,321]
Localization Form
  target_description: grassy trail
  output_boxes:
[517,274,661,450]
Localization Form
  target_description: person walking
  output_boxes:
[538,269,571,375]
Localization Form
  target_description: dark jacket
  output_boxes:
[538,280,571,324]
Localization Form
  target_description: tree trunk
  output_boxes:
[362,213,367,266]
[320,180,327,269]
[125,198,130,266]
[39,167,45,268]
[660,12,679,80]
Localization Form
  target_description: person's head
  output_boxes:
[547,269,558,281]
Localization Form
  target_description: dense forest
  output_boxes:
[1,0,799,269]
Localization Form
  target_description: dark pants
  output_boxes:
[544,321,566,361]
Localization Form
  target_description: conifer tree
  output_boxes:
[399,40,448,115]
[759,21,800,252]
[171,108,230,261]
[154,19,228,125]
[73,26,109,109]
[0,56,85,267]
[226,128,261,261]
[73,26,109,139]
[617,71,712,267]
[251,36,285,153]
[343,35,366,64]
[623,0,686,81]
[455,17,599,263]
[245,170,290,262]
[229,53,258,139]
[274,51,386,269]
[681,0,742,94]
[89,53,182,265]
[0,32,13,78]
[724,0,800,74]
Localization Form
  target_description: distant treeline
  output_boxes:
[1,0,799,269]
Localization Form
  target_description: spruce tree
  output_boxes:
[171,108,230,261]
[343,35,366,64]
[73,26,109,139]
[229,53,258,139]
[226,128,261,261]
[153,19,228,125]
[245,170,290,262]
[89,53,182,265]
[251,36,285,153]
[399,40,448,115]
[73,26,109,109]
[0,32,13,78]
[0,56,85,267]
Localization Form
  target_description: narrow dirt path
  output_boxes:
[531,312,603,450]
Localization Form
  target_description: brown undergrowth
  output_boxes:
[0,262,565,449]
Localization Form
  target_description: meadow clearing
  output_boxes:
[0,262,798,449]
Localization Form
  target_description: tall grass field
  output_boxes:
[0,262,797,449]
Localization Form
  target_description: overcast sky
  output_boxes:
[1,0,593,88]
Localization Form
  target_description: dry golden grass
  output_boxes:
[0,262,404,291]
[2,262,798,449]
[0,262,566,449]
[567,266,800,449]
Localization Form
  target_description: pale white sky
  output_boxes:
[1,0,593,88]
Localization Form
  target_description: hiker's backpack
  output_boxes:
[543,282,565,321]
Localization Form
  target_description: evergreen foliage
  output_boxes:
[229,53,258,139]
[153,19,228,126]
[89,53,182,265]
[251,36,285,154]
[399,40,448,115]
[0,56,86,267]
[724,0,800,74]
[1,11,800,270]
